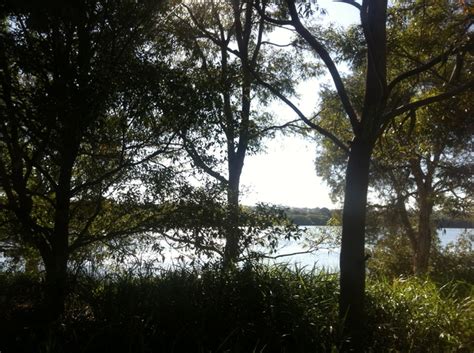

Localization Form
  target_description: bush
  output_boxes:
[431,232,474,285]
[366,277,473,353]
[73,264,340,353]
[0,272,44,352]
[0,266,472,353]
[367,231,474,286]
[367,233,414,278]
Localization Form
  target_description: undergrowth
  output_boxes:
[0,265,472,353]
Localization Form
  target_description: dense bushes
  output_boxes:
[430,232,474,285]
[367,231,474,285]
[75,265,339,353]
[0,265,472,353]
[366,278,473,353]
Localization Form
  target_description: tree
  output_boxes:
[167,0,306,268]
[0,0,174,321]
[255,0,473,348]
[315,0,473,275]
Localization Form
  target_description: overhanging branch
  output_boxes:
[285,0,360,133]
[382,80,474,124]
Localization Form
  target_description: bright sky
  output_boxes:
[240,0,359,209]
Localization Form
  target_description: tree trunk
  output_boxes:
[408,156,435,276]
[41,195,71,322]
[339,138,372,351]
[41,145,76,322]
[43,250,69,322]
[223,175,241,269]
[413,195,433,275]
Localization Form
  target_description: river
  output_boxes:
[116,226,473,273]
[265,227,473,271]
[1,227,471,273]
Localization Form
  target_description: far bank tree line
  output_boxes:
[0,0,472,349]
[284,207,473,228]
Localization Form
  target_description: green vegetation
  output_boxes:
[280,207,333,226]
[369,231,474,287]
[314,0,473,277]
[1,0,472,351]
[0,265,472,353]
[366,277,473,353]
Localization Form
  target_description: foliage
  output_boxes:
[366,277,473,353]
[0,265,340,353]
[0,265,472,353]
[256,0,472,344]
[0,0,472,349]
[368,230,474,285]
[0,0,197,320]
[313,0,474,275]
[431,231,474,285]
[284,207,333,225]
[367,232,415,279]
[157,0,316,267]
[137,186,304,264]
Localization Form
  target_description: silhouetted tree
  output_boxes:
[255,0,473,348]
[0,0,173,321]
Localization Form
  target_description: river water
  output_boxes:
[266,227,473,271]
[1,227,471,273]
[118,227,472,273]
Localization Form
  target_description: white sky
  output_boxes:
[241,1,359,209]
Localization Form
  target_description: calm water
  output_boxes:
[127,227,473,272]
[266,227,473,271]
[1,227,471,273]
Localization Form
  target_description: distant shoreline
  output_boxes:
[292,222,474,228]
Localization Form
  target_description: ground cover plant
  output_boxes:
[0,264,472,353]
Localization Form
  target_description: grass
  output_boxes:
[0,265,472,353]
[366,277,473,352]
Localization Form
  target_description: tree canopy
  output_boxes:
[0,0,472,348]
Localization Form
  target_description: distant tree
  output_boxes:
[284,207,333,225]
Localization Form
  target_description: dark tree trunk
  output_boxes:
[413,195,433,275]
[43,250,69,322]
[41,143,76,322]
[339,138,372,350]
[223,171,242,269]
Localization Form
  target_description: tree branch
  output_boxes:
[180,133,228,185]
[234,57,350,154]
[388,47,458,94]
[257,118,302,136]
[284,0,360,133]
[334,0,362,11]
[254,1,294,26]
[383,80,474,123]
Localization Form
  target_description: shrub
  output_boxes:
[0,265,472,353]
[431,231,474,285]
[367,233,414,278]
[366,277,474,353]
[74,264,340,353]
[367,230,474,286]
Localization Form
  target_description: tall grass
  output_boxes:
[366,277,473,352]
[0,265,472,352]
[73,264,340,353]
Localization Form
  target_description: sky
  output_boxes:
[240,1,359,209]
